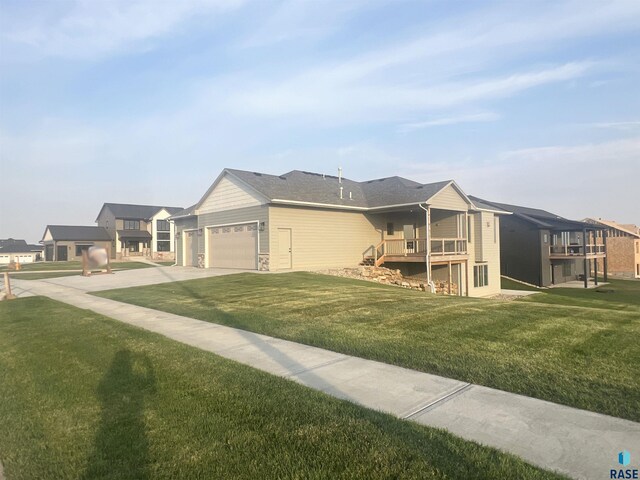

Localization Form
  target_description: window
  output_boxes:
[473,265,489,287]
[157,240,170,252]
[157,219,170,231]
[386,223,394,236]
[562,262,572,277]
[124,220,140,230]
[157,232,170,240]
[75,244,92,256]
[543,234,548,244]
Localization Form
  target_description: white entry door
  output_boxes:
[277,228,292,270]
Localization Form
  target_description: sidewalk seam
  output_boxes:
[403,383,472,419]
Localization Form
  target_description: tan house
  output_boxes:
[584,218,640,279]
[172,168,509,297]
[41,225,112,262]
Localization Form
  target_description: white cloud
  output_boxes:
[401,137,640,224]
[1,0,245,59]
[398,112,500,132]
[226,62,594,122]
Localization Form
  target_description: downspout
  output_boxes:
[418,203,435,293]
[169,218,178,267]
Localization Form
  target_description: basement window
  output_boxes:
[473,265,488,288]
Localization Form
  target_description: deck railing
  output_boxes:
[549,244,605,256]
[375,238,467,259]
[430,238,467,256]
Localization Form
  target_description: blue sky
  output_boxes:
[1,0,639,242]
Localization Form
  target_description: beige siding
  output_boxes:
[430,210,460,238]
[428,184,469,211]
[269,205,381,270]
[199,175,265,214]
[468,212,501,296]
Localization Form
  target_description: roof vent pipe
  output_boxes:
[340,186,344,199]
[338,167,342,184]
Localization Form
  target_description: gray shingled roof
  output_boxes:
[116,230,152,240]
[470,197,601,231]
[44,225,112,241]
[0,238,28,248]
[97,203,184,222]
[169,204,197,220]
[0,244,43,253]
[225,169,454,209]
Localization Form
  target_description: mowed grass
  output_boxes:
[96,272,640,421]
[519,279,640,311]
[0,297,564,480]
[6,261,157,280]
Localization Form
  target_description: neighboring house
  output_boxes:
[172,168,509,297]
[583,218,640,279]
[41,225,112,262]
[95,203,183,260]
[470,197,607,288]
[0,239,43,264]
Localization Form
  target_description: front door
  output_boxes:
[404,224,415,253]
[56,245,68,261]
[278,228,292,270]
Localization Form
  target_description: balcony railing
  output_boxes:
[430,238,468,256]
[376,238,467,259]
[549,244,605,256]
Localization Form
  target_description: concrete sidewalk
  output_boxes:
[10,276,640,480]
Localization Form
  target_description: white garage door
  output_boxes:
[0,255,9,264]
[17,255,34,263]
[209,223,257,269]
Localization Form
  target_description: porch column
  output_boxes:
[465,260,469,296]
[594,259,598,285]
[583,228,588,288]
[603,229,608,281]
[448,261,452,295]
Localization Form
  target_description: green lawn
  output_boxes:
[519,279,640,311]
[0,261,84,272]
[5,261,157,280]
[96,272,640,421]
[0,297,563,480]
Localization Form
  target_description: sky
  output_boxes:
[1,0,639,243]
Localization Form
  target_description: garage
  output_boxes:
[183,230,199,267]
[208,223,258,269]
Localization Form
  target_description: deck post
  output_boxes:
[583,228,588,288]
[594,259,598,285]
[603,229,608,281]
[447,261,452,295]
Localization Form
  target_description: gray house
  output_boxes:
[470,197,607,288]
[171,168,509,297]
[95,203,183,260]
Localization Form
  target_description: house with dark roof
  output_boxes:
[470,197,608,288]
[583,218,639,279]
[41,225,112,262]
[0,239,43,264]
[171,168,509,297]
[95,203,183,260]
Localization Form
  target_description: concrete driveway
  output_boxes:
[14,266,251,293]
